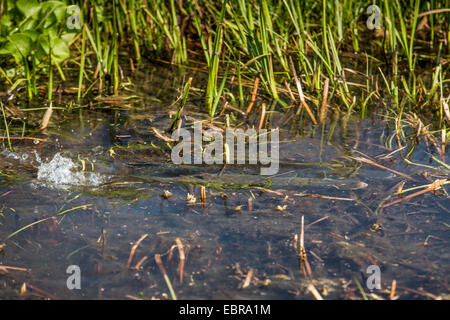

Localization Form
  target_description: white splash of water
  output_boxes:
[36,153,105,188]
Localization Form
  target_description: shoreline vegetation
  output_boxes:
[0,0,448,161]
[0,1,449,301]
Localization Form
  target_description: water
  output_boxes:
[0,62,448,300]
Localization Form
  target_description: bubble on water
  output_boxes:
[1,149,20,160]
[1,149,29,162]
[36,153,105,188]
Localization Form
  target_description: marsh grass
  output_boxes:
[0,0,448,156]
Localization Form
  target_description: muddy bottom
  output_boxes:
[0,63,449,300]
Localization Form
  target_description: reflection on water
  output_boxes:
[0,63,449,300]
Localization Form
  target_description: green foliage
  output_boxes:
[0,0,78,99]
[0,0,75,63]
[0,0,447,129]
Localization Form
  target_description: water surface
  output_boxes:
[0,62,449,300]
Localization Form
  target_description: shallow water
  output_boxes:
[0,62,449,300]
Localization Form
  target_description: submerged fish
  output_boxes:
[0,149,368,191]
[104,171,368,191]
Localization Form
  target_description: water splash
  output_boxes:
[36,153,105,188]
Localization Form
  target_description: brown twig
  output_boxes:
[382,179,447,208]
[307,283,324,300]
[397,286,439,299]
[258,103,266,130]
[0,265,30,272]
[0,190,12,198]
[319,78,329,123]
[305,216,330,229]
[26,283,60,300]
[417,8,450,17]
[155,254,177,300]
[299,216,312,278]
[289,56,317,124]
[127,234,148,268]
[175,238,185,285]
[390,280,397,300]
[328,232,347,240]
[252,186,286,196]
[0,136,46,142]
[352,155,415,181]
[245,77,260,116]
[201,186,206,207]
[293,193,354,201]
[133,256,148,270]
[241,268,254,289]
[284,80,296,101]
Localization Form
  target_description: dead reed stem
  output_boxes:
[133,256,148,270]
[155,254,177,300]
[127,233,148,268]
[175,238,185,285]
[241,268,254,289]
[382,179,447,208]
[307,283,323,300]
[40,104,53,130]
[258,103,266,130]
[390,280,397,300]
[289,56,317,124]
[245,77,260,115]
[319,78,329,123]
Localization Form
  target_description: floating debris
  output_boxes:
[163,190,173,199]
[371,224,383,233]
[186,193,196,205]
[20,283,27,297]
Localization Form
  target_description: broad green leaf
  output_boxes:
[17,0,41,18]
[22,30,39,43]
[0,47,10,55]
[1,33,33,62]
[52,2,67,22]
[40,1,66,27]
[20,18,39,31]
[61,33,76,45]
[51,38,70,62]
[5,0,17,11]
[37,34,70,63]
[38,34,50,55]
[1,13,13,29]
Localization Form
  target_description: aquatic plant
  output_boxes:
[0,0,447,149]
